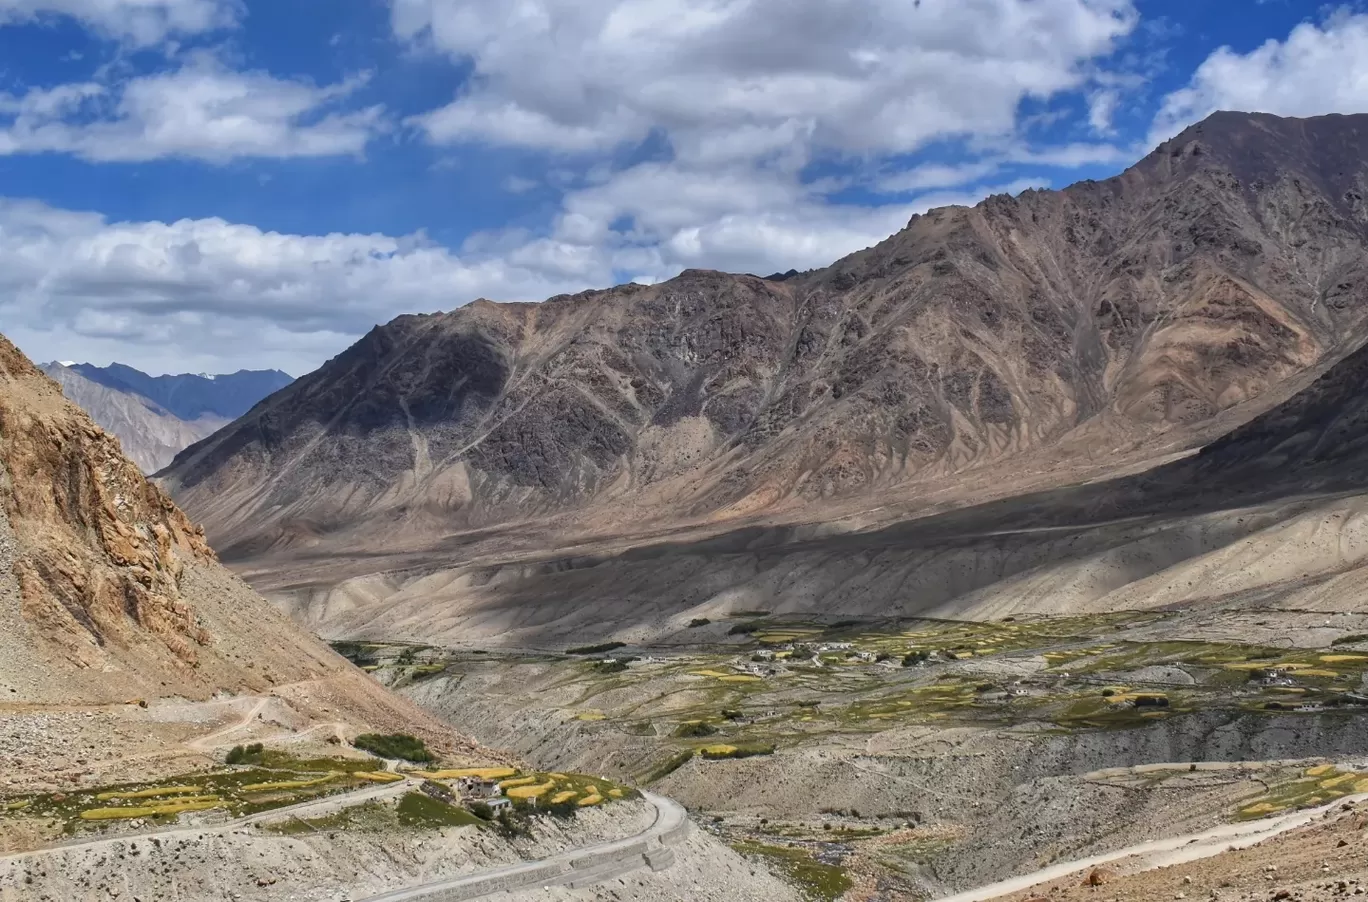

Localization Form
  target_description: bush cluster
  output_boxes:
[225,743,264,765]
[353,733,435,763]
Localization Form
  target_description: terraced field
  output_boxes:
[0,752,390,833]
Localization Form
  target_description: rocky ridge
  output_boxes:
[164,112,1368,561]
[40,363,228,473]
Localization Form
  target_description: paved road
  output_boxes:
[934,792,1368,902]
[359,791,688,902]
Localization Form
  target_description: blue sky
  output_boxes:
[0,0,1362,375]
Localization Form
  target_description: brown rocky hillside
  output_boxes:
[164,111,1368,562]
[0,331,468,761]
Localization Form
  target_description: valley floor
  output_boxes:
[351,608,1368,900]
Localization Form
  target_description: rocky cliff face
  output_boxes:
[162,111,1368,556]
[0,334,353,704]
[3,338,218,669]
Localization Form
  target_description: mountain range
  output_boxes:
[164,111,1368,567]
[40,362,292,473]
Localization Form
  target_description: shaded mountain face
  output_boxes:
[163,111,1368,554]
[265,324,1368,650]
[71,362,293,421]
[40,363,228,473]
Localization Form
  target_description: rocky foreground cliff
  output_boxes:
[0,332,457,749]
[164,112,1368,561]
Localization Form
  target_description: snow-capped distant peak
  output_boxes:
[196,373,217,381]
[59,361,76,367]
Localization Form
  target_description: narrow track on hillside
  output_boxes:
[934,792,1368,902]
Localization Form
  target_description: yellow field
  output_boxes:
[241,776,334,792]
[574,711,607,721]
[1321,655,1368,663]
[96,786,202,801]
[80,799,224,820]
[507,781,556,799]
[410,767,517,780]
[499,776,540,789]
[577,793,604,807]
[353,771,404,783]
[1306,764,1335,776]
[1240,802,1284,817]
[551,790,577,805]
[701,744,738,756]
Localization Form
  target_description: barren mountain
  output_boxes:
[71,362,293,422]
[0,333,485,779]
[165,111,1368,564]
[40,362,228,473]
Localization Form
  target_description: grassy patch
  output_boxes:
[567,642,628,655]
[645,750,695,783]
[732,839,852,901]
[1236,766,1368,820]
[396,792,485,828]
[699,742,775,760]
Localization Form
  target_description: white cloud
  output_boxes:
[0,0,239,46]
[877,161,1002,195]
[0,55,385,162]
[1153,11,1368,142]
[0,162,1044,374]
[1087,89,1119,134]
[395,0,1138,159]
[0,198,599,375]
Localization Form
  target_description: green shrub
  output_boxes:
[674,721,718,738]
[728,622,762,636]
[567,642,627,655]
[902,650,932,667]
[225,742,265,765]
[1333,634,1368,646]
[645,750,695,783]
[595,659,629,674]
[353,733,435,763]
[688,618,712,628]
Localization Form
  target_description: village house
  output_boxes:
[457,777,503,801]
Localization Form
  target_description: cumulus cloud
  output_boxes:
[0,163,1044,374]
[1153,11,1368,141]
[395,0,1139,159]
[0,55,384,162]
[0,0,239,46]
[0,198,600,374]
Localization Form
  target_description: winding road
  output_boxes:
[359,791,689,901]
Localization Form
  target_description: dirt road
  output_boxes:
[934,792,1368,902]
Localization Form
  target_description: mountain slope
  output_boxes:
[72,362,293,421]
[164,111,1368,562]
[40,363,228,473]
[0,332,484,772]
[258,326,1368,649]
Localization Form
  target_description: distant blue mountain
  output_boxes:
[69,363,294,421]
